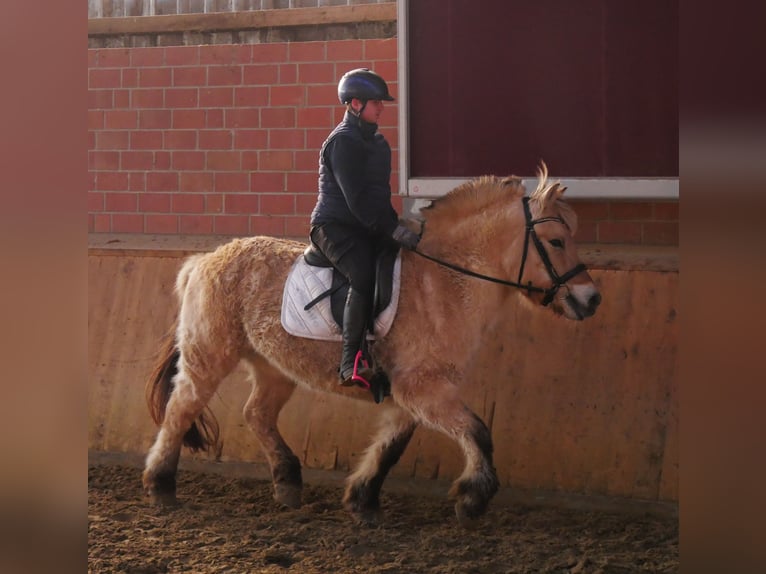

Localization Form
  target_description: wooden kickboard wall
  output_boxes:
[88,249,678,503]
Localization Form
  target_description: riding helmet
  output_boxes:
[337,68,395,104]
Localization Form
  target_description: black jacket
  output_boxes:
[310,111,398,237]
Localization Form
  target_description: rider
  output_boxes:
[309,68,421,387]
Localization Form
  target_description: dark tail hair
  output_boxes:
[145,322,220,453]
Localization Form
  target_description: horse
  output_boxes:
[142,163,601,527]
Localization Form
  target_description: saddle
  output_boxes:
[301,243,398,330]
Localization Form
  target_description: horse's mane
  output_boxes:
[420,162,577,234]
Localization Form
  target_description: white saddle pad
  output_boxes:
[280,253,401,341]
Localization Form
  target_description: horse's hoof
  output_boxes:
[274,483,302,509]
[454,502,481,530]
[351,508,382,527]
[147,489,179,508]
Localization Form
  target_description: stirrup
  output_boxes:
[340,350,373,388]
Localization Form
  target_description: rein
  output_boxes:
[412,197,587,306]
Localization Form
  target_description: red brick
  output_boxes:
[88,169,97,191]
[250,172,285,193]
[199,130,233,150]
[372,61,397,86]
[154,151,171,170]
[570,200,610,221]
[172,151,205,170]
[90,68,122,89]
[112,213,144,233]
[139,110,172,129]
[180,172,214,192]
[165,88,198,108]
[215,172,250,192]
[214,215,250,235]
[307,84,338,106]
[164,131,197,150]
[88,49,98,68]
[261,108,295,128]
[172,193,205,213]
[139,68,172,87]
[200,44,251,65]
[146,172,179,191]
[365,38,397,60]
[297,107,333,128]
[205,194,223,213]
[104,192,137,211]
[226,194,260,214]
[206,109,224,128]
[260,150,293,171]
[642,222,679,245]
[132,89,164,108]
[306,128,329,149]
[199,87,233,107]
[250,215,285,236]
[114,89,131,108]
[104,110,138,129]
[131,131,163,149]
[180,215,214,234]
[271,85,305,106]
[653,201,679,220]
[129,172,146,191]
[97,49,131,68]
[279,64,297,84]
[327,40,364,62]
[207,151,241,171]
[235,130,268,150]
[297,62,335,84]
[122,69,138,87]
[610,202,653,221]
[173,67,206,87]
[121,151,154,170]
[234,87,269,107]
[260,193,295,215]
[294,150,317,171]
[139,193,172,213]
[145,214,178,234]
[89,151,120,170]
[295,192,317,214]
[89,89,113,109]
[88,110,104,130]
[165,46,200,66]
[88,192,105,211]
[241,151,259,170]
[270,130,306,150]
[93,214,111,232]
[284,215,310,238]
[96,131,129,150]
[208,65,242,86]
[597,221,642,244]
[131,47,164,67]
[243,64,279,85]
[225,109,260,129]
[289,42,326,62]
[173,109,206,129]
[286,172,317,194]
[251,43,288,63]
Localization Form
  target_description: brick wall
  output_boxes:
[87,36,678,245]
[88,39,400,237]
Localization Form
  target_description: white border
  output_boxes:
[395,0,678,201]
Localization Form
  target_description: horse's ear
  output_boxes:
[554,184,568,198]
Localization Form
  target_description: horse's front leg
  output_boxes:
[242,355,302,509]
[343,407,417,525]
[392,372,499,527]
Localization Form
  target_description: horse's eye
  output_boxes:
[549,238,564,249]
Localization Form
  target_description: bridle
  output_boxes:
[412,197,587,306]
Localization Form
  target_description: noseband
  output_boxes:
[412,197,587,305]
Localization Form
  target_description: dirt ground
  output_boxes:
[88,463,678,574]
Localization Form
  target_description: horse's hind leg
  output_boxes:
[143,344,239,506]
[242,354,302,509]
[392,373,499,527]
[343,408,417,525]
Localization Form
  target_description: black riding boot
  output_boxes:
[339,287,374,386]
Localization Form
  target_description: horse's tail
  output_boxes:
[145,323,220,454]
